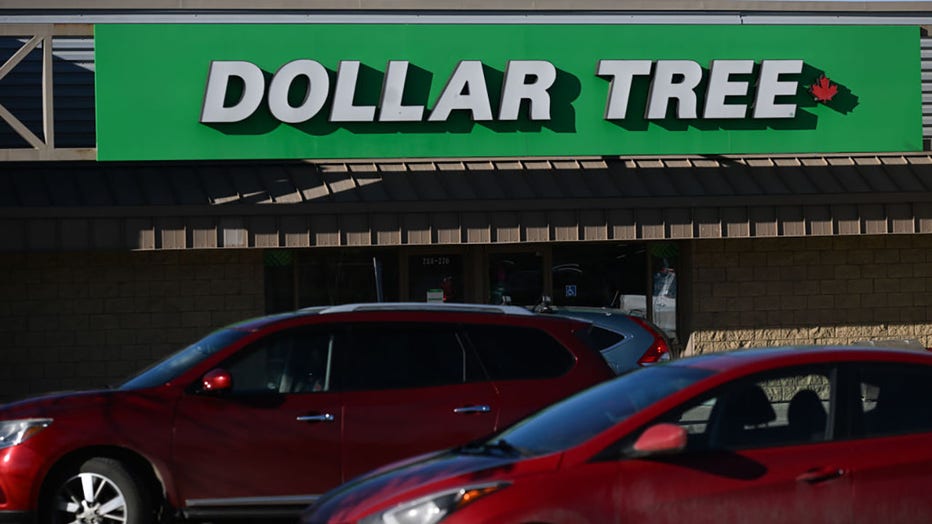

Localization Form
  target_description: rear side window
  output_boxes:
[587,326,625,351]
[340,323,477,391]
[855,363,932,437]
[465,324,574,380]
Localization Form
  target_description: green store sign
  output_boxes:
[94,24,921,161]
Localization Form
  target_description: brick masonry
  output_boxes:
[686,234,932,356]
[0,250,264,402]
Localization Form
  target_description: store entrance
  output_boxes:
[407,253,464,303]
[488,250,545,306]
[263,241,677,340]
[551,243,648,309]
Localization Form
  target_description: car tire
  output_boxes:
[40,457,155,524]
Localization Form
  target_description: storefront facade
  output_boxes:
[1,1,931,401]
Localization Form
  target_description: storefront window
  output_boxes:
[488,252,543,306]
[289,249,399,309]
[551,242,677,341]
[264,250,296,314]
[263,243,676,341]
[409,254,463,303]
[551,243,647,309]
[650,243,679,340]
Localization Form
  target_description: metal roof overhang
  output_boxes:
[2,154,932,252]
[5,1,932,12]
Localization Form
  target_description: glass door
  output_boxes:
[488,251,544,307]
[408,254,464,303]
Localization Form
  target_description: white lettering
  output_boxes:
[753,60,803,119]
[200,61,265,123]
[199,56,807,127]
[379,61,425,122]
[703,60,754,119]
[330,61,377,122]
[267,60,330,124]
[498,60,557,121]
[428,61,493,122]
[646,60,703,120]
[597,60,652,120]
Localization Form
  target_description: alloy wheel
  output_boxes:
[54,472,128,524]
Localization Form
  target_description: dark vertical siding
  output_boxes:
[0,35,94,149]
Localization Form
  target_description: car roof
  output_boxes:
[670,345,932,374]
[227,302,546,331]
[313,302,535,316]
[542,306,623,314]
[539,307,638,324]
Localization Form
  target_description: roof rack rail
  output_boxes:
[309,302,534,316]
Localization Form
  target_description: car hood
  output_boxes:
[0,387,171,420]
[302,448,561,523]
[0,389,112,416]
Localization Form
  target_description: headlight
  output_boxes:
[0,419,52,449]
[360,483,509,524]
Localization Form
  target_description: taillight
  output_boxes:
[629,316,671,366]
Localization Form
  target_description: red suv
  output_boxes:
[0,303,614,523]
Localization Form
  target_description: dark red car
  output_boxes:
[302,346,932,524]
[0,303,615,523]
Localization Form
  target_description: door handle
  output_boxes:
[453,405,491,414]
[796,467,846,484]
[296,413,335,423]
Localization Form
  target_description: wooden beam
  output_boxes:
[0,148,95,161]
[0,24,91,37]
[0,25,94,157]
[0,34,42,81]
[0,103,45,149]
[42,35,55,149]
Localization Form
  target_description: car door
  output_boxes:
[171,325,343,509]
[847,362,932,523]
[612,365,855,524]
[338,322,499,481]
[461,323,582,429]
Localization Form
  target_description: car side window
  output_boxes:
[587,326,625,351]
[464,324,574,380]
[855,363,932,437]
[340,323,475,391]
[656,366,834,451]
[222,328,334,394]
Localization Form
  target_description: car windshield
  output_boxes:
[119,328,249,390]
[482,365,714,456]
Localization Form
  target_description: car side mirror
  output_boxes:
[632,423,687,456]
[201,368,233,393]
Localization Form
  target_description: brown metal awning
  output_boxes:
[3,155,932,251]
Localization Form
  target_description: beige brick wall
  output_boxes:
[0,250,264,402]
[686,235,932,355]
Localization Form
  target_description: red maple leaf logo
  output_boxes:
[810,75,838,103]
